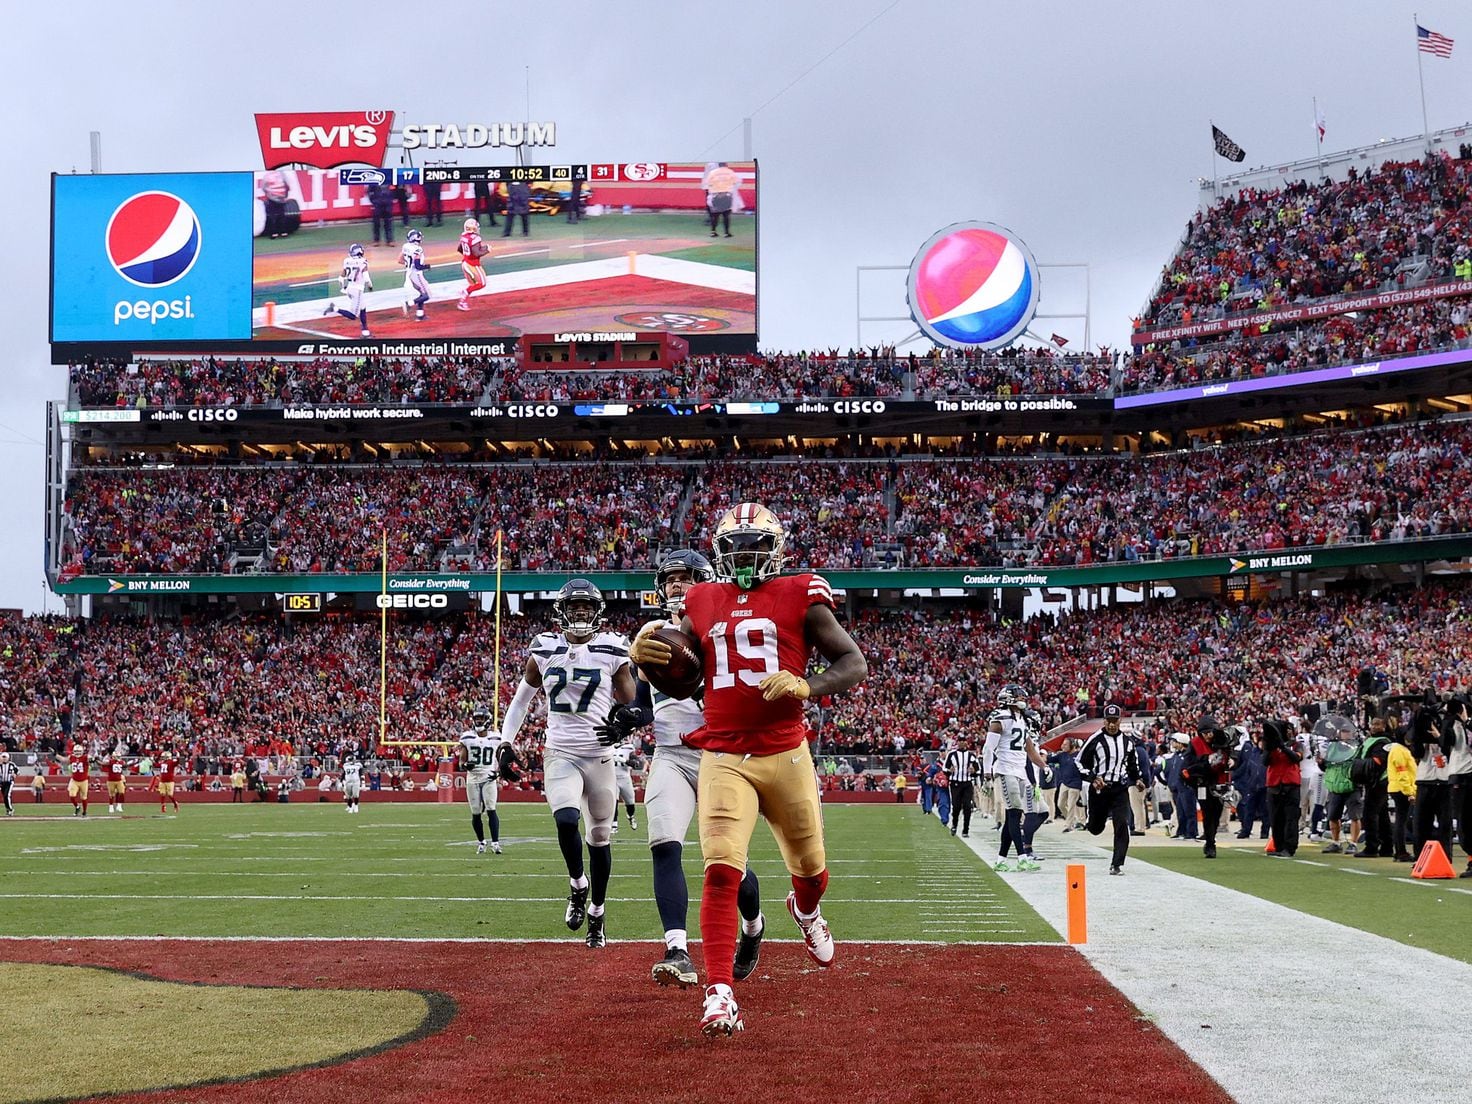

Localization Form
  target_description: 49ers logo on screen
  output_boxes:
[255,111,395,170]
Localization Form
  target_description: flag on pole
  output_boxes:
[1418,24,1454,57]
[1212,125,1246,162]
[1315,103,1327,142]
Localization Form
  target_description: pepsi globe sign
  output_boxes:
[906,221,1040,350]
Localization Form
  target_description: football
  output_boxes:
[473,241,491,258]
[642,626,705,700]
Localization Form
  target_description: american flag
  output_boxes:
[1418,24,1454,58]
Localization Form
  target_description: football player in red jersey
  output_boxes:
[67,740,91,817]
[154,745,181,814]
[103,746,128,813]
[631,502,868,1037]
[456,218,487,311]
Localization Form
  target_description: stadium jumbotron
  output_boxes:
[8,7,1472,1102]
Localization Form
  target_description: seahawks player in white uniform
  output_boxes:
[341,754,364,814]
[609,741,638,834]
[598,550,764,987]
[984,684,1047,872]
[459,705,517,854]
[501,579,641,948]
[323,243,374,336]
[399,229,432,322]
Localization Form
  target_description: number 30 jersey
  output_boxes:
[681,573,834,756]
[530,630,630,758]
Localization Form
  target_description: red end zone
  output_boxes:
[1,939,1230,1104]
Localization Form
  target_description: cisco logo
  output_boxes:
[834,400,886,414]
[105,192,202,288]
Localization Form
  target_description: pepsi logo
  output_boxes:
[906,222,1040,350]
[105,192,202,288]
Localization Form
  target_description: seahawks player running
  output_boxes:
[984,684,1047,872]
[597,550,765,989]
[501,579,642,948]
[459,705,518,854]
[609,741,638,834]
[341,754,364,814]
[323,243,374,336]
[399,229,432,322]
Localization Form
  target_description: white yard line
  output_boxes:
[967,824,1472,1104]
[0,935,1062,947]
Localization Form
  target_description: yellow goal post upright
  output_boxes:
[376,526,460,751]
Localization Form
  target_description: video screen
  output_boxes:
[249,162,757,341]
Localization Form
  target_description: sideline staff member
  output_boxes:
[1077,705,1143,874]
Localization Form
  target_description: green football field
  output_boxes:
[0,804,1059,944]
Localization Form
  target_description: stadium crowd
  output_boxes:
[69,346,1119,411]
[58,418,1472,577]
[1126,152,1472,392]
[5,581,1470,792]
[61,462,687,576]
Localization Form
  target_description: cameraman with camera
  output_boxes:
[1261,718,1303,858]
[1411,694,1455,858]
[1183,715,1238,859]
[1446,696,1472,878]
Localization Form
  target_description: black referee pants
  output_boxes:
[1,779,11,814]
[950,781,975,835]
[1087,782,1131,869]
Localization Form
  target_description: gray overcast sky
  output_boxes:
[1,0,1464,612]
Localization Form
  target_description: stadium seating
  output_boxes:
[1126,153,1472,392]
[59,418,1472,576]
[68,346,1119,409]
[6,579,1469,769]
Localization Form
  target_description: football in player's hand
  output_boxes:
[642,627,704,700]
[473,242,491,258]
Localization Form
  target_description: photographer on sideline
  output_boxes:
[1447,696,1472,878]
[1183,715,1237,859]
[1261,718,1303,858]
[1411,695,1454,857]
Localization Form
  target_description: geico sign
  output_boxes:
[506,404,559,418]
[833,400,887,414]
[376,593,450,609]
[189,408,239,423]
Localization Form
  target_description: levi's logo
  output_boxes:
[256,111,395,170]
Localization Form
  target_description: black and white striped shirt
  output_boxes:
[1077,731,1140,786]
[943,749,980,783]
[0,759,16,785]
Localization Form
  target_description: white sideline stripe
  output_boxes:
[255,253,753,326]
[969,822,1472,1104]
[0,893,986,905]
[1389,877,1472,896]
[0,935,1064,947]
[1336,866,1379,876]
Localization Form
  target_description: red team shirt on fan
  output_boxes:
[682,573,834,756]
[69,750,89,778]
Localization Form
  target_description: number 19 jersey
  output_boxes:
[530,630,630,758]
[681,573,834,756]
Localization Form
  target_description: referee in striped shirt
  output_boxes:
[1077,705,1143,874]
[944,737,981,837]
[0,751,16,816]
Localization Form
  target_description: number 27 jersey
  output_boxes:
[682,573,834,756]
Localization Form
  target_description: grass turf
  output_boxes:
[0,963,433,1104]
[1134,842,1472,963]
[0,804,1058,944]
